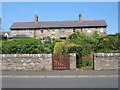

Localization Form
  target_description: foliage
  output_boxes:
[81,57,93,67]
[42,36,51,44]
[81,66,93,70]
[53,42,66,54]
[93,35,119,53]
[43,39,62,54]
[1,31,119,70]
[67,32,93,56]
[2,38,44,54]
[66,31,119,68]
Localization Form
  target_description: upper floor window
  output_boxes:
[40,29,44,34]
[73,28,76,32]
[25,29,30,35]
[13,30,17,33]
[52,29,55,34]
[61,28,65,33]
[87,28,92,33]
[100,28,104,32]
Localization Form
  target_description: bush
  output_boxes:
[43,36,51,44]
[2,38,44,54]
[53,42,65,54]
[48,39,62,53]
[82,57,93,67]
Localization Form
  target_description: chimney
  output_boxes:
[34,15,38,22]
[79,13,82,21]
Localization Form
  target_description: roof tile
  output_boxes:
[10,20,107,29]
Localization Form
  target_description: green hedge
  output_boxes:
[2,38,44,54]
[53,42,65,54]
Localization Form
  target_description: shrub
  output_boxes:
[48,39,62,53]
[43,36,51,44]
[53,42,65,54]
[82,57,93,67]
[84,55,93,60]
[2,38,44,54]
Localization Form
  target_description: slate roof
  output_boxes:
[10,20,107,30]
[11,35,31,38]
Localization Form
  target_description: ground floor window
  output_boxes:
[73,28,76,32]
[60,37,66,39]
[40,29,44,34]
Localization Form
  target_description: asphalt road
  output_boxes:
[2,77,118,88]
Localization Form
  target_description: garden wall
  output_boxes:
[1,53,76,71]
[94,53,120,70]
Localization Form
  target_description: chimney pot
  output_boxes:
[34,15,38,22]
[79,13,82,21]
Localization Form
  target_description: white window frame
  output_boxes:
[87,28,92,33]
[100,28,104,32]
[61,28,65,33]
[40,29,44,34]
[52,29,55,34]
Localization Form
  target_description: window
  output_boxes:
[52,29,55,34]
[100,28,104,32]
[51,37,55,40]
[61,28,65,33]
[73,28,76,32]
[60,37,66,39]
[40,29,44,34]
[25,29,30,35]
[87,28,92,33]
[14,30,17,33]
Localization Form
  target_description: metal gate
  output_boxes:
[52,54,70,70]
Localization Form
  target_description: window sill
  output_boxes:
[51,33,55,35]
[40,33,44,34]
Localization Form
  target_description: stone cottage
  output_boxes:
[10,14,107,39]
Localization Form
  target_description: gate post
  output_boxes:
[69,53,76,70]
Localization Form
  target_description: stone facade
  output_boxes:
[1,53,76,71]
[94,53,120,70]
[11,27,106,39]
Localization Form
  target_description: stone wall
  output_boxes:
[1,54,52,71]
[1,53,76,71]
[94,53,120,70]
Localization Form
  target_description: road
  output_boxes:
[2,77,118,88]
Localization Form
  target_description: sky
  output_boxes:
[2,2,118,34]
